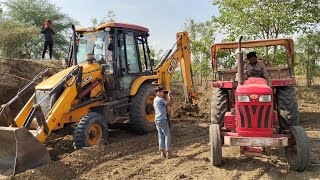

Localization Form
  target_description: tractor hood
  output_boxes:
[236,78,272,94]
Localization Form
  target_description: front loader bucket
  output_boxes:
[0,127,50,176]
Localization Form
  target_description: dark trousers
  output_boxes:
[42,41,53,59]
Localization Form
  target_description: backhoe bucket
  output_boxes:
[0,127,50,176]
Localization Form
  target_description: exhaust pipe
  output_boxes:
[237,36,244,85]
[0,127,50,176]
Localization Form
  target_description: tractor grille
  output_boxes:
[238,105,272,128]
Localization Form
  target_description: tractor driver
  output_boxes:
[244,51,268,79]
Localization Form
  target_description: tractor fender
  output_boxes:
[130,75,159,96]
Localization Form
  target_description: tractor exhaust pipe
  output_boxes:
[237,36,244,85]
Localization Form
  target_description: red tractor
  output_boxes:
[209,36,310,171]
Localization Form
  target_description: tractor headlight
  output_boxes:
[237,95,250,102]
[259,95,272,102]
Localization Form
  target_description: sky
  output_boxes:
[51,0,219,51]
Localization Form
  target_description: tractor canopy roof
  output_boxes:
[76,22,149,33]
[211,38,295,66]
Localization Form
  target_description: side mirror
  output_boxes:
[150,58,155,66]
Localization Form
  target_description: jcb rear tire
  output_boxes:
[74,112,108,149]
[277,86,299,130]
[129,83,156,134]
[211,88,229,127]
[285,126,310,172]
[209,124,222,166]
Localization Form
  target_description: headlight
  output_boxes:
[259,95,272,102]
[238,95,250,102]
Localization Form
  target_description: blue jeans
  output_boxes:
[155,120,171,151]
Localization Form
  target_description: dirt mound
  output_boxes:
[0,58,62,126]
[171,84,211,121]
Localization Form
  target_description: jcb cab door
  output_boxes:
[115,30,142,93]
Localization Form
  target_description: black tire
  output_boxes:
[211,88,229,127]
[73,112,108,149]
[129,83,156,134]
[209,124,222,166]
[285,126,310,172]
[277,86,299,130]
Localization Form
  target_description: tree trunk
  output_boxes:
[306,36,312,87]
[200,68,203,86]
[200,55,203,86]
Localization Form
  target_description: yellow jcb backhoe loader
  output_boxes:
[0,22,197,176]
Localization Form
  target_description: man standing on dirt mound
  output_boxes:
[41,19,55,60]
[154,86,173,159]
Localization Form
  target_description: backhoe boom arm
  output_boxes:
[155,32,197,103]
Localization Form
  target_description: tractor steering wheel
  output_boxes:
[245,69,263,78]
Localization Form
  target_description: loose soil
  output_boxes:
[0,59,319,180]
[0,58,62,126]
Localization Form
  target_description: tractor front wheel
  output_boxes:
[211,88,229,127]
[277,86,299,130]
[209,124,222,166]
[73,112,108,149]
[129,83,156,134]
[285,126,310,172]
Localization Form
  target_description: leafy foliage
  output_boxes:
[150,48,164,66]
[212,0,320,86]
[1,0,77,59]
[91,10,116,26]
[295,32,320,86]
[184,18,216,84]
[0,19,38,58]
[213,0,320,39]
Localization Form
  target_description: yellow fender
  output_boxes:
[130,75,159,96]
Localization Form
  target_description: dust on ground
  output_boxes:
[0,59,319,180]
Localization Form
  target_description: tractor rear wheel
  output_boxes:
[73,112,108,149]
[277,86,299,130]
[209,124,222,166]
[129,83,156,134]
[285,126,310,172]
[211,88,229,127]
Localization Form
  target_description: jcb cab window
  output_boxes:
[125,32,140,73]
[77,31,108,64]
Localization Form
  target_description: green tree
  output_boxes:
[91,10,117,26]
[2,0,77,59]
[184,18,215,86]
[213,0,320,39]
[213,0,320,81]
[0,19,38,58]
[150,48,164,66]
[0,4,3,16]
[296,32,320,86]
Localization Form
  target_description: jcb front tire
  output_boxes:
[74,112,108,149]
[277,86,299,130]
[129,83,156,134]
[285,126,310,172]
